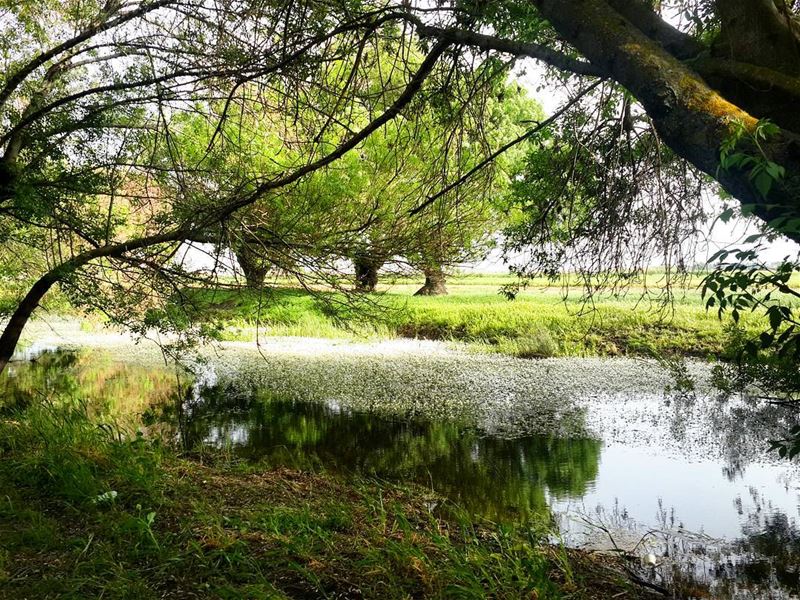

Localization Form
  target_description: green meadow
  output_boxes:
[183,272,785,359]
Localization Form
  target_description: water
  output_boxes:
[2,343,799,598]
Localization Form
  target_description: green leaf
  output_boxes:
[743,233,763,244]
[753,171,773,198]
[759,332,773,348]
[768,307,783,330]
[707,249,729,263]
[764,161,785,180]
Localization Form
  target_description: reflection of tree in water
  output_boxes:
[631,497,800,597]
[732,503,800,591]
[665,391,798,481]
[0,350,80,410]
[179,383,602,521]
[0,350,176,419]
[673,511,800,597]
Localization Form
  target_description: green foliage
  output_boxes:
[0,398,164,506]
[708,119,800,458]
[702,251,799,358]
[719,119,785,200]
[769,425,800,460]
[504,83,707,285]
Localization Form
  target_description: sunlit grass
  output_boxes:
[183,273,781,358]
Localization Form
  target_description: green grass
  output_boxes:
[181,272,782,358]
[0,397,648,599]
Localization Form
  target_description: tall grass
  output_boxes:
[0,398,164,506]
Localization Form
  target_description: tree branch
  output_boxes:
[413,23,605,77]
[605,0,705,60]
[532,0,800,243]
[217,38,452,219]
[0,0,174,111]
[409,79,604,217]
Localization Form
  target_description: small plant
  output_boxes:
[132,504,160,550]
[656,354,696,395]
[769,425,800,460]
[505,330,559,358]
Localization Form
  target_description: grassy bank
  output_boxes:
[0,398,653,599]
[184,273,766,358]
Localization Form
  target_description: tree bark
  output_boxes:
[414,266,448,296]
[0,273,59,374]
[0,229,184,376]
[353,255,382,292]
[714,0,800,74]
[233,244,269,288]
[604,0,704,59]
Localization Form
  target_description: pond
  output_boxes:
[2,338,799,598]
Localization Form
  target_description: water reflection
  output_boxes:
[0,349,176,419]
[2,349,799,598]
[177,384,602,520]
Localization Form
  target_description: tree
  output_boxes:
[406,76,542,295]
[0,2,456,373]
[396,1,800,242]
[219,46,542,297]
[3,0,799,377]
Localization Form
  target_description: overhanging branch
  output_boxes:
[393,12,605,77]
[409,79,605,217]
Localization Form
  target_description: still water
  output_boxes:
[2,343,799,598]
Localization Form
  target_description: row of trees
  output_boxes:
[210,67,540,296]
[0,0,798,386]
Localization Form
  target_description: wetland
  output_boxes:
[2,326,797,598]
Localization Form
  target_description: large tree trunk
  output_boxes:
[414,266,448,296]
[0,273,59,374]
[353,255,382,292]
[532,0,800,243]
[714,0,800,75]
[233,244,269,288]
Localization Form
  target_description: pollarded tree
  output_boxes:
[214,41,543,296]
[405,74,544,295]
